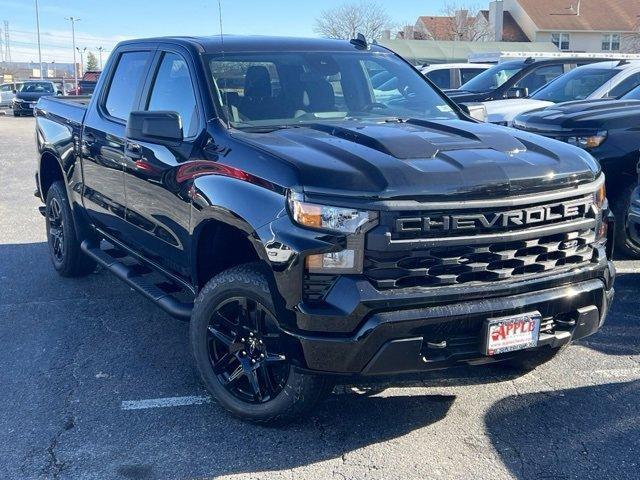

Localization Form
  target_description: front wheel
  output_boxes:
[190,263,330,424]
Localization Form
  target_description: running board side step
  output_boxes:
[80,240,193,320]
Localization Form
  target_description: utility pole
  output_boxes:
[96,46,104,70]
[76,46,86,76]
[35,0,43,78]
[4,21,11,64]
[65,17,80,92]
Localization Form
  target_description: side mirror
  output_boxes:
[460,102,487,122]
[126,111,183,145]
[12,89,17,94]
[506,87,528,99]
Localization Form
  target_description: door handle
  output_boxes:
[125,141,142,160]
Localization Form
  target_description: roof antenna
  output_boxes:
[350,33,368,49]
[217,0,231,128]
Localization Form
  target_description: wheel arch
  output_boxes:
[38,150,65,201]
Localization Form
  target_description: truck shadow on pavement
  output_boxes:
[484,380,640,480]
[573,273,640,357]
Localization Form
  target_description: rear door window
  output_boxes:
[104,51,151,121]
[607,72,640,98]
[515,65,564,94]
[460,68,484,84]
[425,69,451,89]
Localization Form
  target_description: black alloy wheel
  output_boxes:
[47,196,65,263]
[207,296,289,403]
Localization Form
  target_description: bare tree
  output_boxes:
[622,20,640,53]
[314,2,395,43]
[439,1,490,42]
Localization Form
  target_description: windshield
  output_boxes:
[531,67,618,103]
[458,62,523,92]
[20,82,54,93]
[207,51,459,130]
[622,85,640,100]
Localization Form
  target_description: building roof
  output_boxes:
[516,0,640,32]
[479,10,530,42]
[416,15,475,41]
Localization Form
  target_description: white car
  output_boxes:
[420,63,492,90]
[481,61,640,125]
[0,82,23,108]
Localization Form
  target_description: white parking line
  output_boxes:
[121,395,212,410]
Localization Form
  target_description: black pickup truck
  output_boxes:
[512,84,640,257]
[34,35,615,424]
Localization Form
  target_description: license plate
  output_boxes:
[483,311,541,356]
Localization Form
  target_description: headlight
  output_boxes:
[594,182,608,242]
[288,192,372,234]
[567,131,607,149]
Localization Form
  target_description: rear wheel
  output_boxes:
[45,181,96,277]
[190,263,330,424]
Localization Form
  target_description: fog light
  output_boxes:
[306,250,356,272]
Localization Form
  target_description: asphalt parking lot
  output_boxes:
[0,113,639,480]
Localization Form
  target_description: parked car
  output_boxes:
[420,63,491,90]
[66,72,100,96]
[626,175,640,254]
[34,35,615,423]
[13,80,58,116]
[1,82,23,108]
[446,57,603,104]
[482,60,640,125]
[512,84,640,256]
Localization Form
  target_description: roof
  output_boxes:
[416,14,478,41]
[377,39,558,65]
[516,0,640,32]
[118,35,388,54]
[479,10,530,41]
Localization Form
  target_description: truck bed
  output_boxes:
[36,95,90,126]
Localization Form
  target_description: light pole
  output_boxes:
[65,16,80,93]
[76,46,86,76]
[35,0,43,79]
[97,46,104,70]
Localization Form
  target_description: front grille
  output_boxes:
[364,189,599,290]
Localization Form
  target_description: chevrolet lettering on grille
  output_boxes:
[395,198,594,234]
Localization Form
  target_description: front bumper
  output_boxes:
[12,101,35,114]
[288,273,614,375]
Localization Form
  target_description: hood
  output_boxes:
[513,98,640,134]
[16,91,54,101]
[232,119,599,201]
[483,99,555,124]
[445,90,489,103]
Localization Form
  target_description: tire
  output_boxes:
[45,181,96,277]
[610,181,640,259]
[496,345,566,373]
[190,263,331,424]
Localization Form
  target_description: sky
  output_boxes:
[0,0,451,64]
